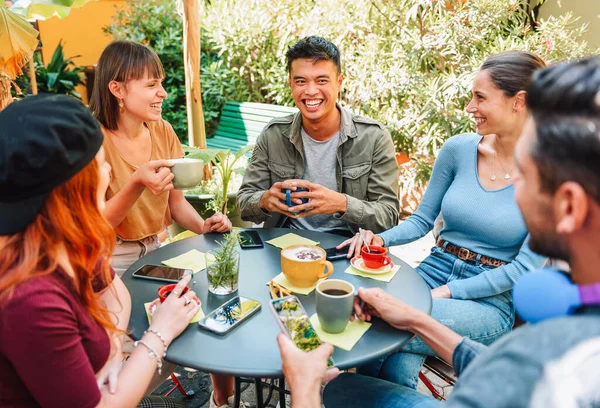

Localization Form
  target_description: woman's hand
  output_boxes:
[148,275,200,344]
[132,160,175,195]
[352,287,422,332]
[96,336,123,394]
[430,285,452,299]
[337,230,384,259]
[202,212,232,234]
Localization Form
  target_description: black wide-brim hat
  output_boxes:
[0,95,104,235]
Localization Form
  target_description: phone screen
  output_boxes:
[270,296,333,366]
[200,296,261,334]
[239,230,264,248]
[132,264,190,283]
[324,247,348,260]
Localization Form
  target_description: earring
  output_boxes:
[118,99,125,115]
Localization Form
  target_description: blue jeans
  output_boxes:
[359,246,514,389]
[324,373,442,408]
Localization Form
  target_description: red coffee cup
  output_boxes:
[361,245,391,269]
[158,284,189,303]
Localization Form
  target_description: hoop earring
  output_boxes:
[119,99,125,115]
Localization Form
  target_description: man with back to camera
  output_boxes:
[276,57,600,407]
[237,36,399,237]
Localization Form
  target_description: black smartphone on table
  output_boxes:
[269,295,334,366]
[239,230,264,249]
[131,264,191,283]
[324,247,348,261]
[198,296,262,335]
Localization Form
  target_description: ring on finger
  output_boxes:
[172,290,180,297]
[183,295,192,305]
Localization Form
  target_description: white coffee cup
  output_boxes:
[169,158,204,189]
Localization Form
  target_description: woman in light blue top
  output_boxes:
[339,51,548,389]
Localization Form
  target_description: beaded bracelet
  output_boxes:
[144,329,168,358]
[134,339,163,375]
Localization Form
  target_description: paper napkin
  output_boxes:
[309,314,371,351]
[265,233,319,249]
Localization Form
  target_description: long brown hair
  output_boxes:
[0,159,118,334]
[89,40,165,130]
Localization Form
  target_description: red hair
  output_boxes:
[0,159,118,335]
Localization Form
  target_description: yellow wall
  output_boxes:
[539,0,600,49]
[37,0,127,102]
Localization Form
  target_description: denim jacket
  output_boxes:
[237,104,399,234]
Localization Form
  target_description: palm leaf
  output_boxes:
[9,0,98,21]
[0,6,39,79]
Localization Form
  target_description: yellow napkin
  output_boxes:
[265,233,319,249]
[344,263,401,283]
[268,272,325,296]
[144,302,205,324]
[309,314,371,351]
[161,249,215,273]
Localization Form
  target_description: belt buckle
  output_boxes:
[457,247,471,260]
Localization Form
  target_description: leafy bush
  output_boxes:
[202,0,596,183]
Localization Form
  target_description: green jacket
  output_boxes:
[237,105,399,234]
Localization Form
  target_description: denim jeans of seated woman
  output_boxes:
[358,246,514,389]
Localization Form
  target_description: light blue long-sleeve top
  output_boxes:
[379,133,547,300]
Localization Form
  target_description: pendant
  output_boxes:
[504,173,511,180]
[490,175,497,181]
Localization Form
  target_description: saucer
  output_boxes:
[351,256,394,275]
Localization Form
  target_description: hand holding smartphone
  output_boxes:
[270,295,334,366]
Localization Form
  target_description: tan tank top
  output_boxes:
[102,119,184,240]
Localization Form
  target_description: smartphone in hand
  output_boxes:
[269,295,334,366]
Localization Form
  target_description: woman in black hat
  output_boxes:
[0,95,197,407]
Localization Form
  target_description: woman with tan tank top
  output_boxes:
[90,40,243,408]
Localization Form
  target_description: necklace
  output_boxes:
[491,137,512,181]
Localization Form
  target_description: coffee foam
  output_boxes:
[282,246,323,261]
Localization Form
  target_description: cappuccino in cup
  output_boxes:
[281,244,333,288]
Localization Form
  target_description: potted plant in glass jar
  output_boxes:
[206,231,241,295]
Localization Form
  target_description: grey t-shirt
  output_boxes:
[447,310,600,407]
[288,128,350,233]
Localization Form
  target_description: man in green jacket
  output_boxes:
[237,36,399,236]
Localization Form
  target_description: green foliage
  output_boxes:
[206,231,241,291]
[202,0,596,184]
[183,145,253,214]
[34,41,85,99]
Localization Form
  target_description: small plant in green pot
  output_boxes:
[206,231,241,295]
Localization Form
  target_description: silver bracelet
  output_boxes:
[134,339,163,375]
[144,329,168,357]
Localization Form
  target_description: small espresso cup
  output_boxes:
[316,279,355,334]
[281,245,334,288]
[169,158,204,189]
[158,284,189,303]
[361,245,391,269]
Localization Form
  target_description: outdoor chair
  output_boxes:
[207,102,297,152]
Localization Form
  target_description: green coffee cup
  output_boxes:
[316,279,355,334]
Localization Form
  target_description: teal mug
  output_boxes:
[316,279,356,334]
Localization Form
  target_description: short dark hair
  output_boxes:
[527,57,600,203]
[481,50,546,97]
[285,36,341,74]
[89,40,165,130]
